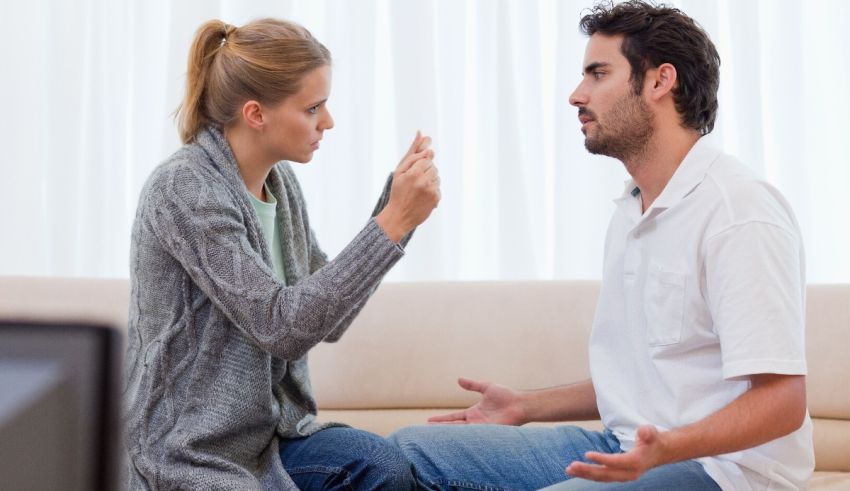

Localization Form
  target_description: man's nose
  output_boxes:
[569,82,587,107]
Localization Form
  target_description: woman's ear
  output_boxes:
[648,63,677,102]
[241,100,265,130]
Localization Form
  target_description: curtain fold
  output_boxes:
[1,0,847,282]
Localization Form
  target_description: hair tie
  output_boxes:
[220,22,230,47]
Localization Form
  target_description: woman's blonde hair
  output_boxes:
[176,18,331,144]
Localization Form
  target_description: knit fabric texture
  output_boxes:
[124,126,406,490]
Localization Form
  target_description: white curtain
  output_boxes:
[1,0,848,283]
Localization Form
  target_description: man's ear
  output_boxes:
[648,63,677,102]
[241,100,265,130]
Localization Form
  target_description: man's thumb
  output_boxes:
[637,425,657,444]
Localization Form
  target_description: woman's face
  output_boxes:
[263,65,334,163]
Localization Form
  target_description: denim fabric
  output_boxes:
[279,427,417,490]
[388,424,719,491]
[541,460,721,490]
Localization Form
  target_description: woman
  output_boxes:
[124,18,440,490]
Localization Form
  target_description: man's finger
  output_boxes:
[636,425,657,444]
[584,451,635,469]
[427,410,468,423]
[566,462,635,482]
[457,377,488,394]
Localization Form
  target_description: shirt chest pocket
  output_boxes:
[643,264,686,346]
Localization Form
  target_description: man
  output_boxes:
[389,1,813,490]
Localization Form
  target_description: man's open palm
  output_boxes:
[427,377,525,426]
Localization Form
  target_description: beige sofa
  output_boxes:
[1,277,848,489]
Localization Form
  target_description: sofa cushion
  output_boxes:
[805,284,850,420]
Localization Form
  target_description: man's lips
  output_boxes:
[579,116,595,134]
[577,108,597,135]
[578,108,596,125]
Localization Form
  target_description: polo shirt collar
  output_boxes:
[614,137,721,213]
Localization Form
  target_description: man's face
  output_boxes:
[569,34,654,161]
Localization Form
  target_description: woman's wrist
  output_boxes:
[375,208,409,243]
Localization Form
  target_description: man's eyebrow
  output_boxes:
[583,62,610,74]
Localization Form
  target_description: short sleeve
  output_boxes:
[705,221,807,380]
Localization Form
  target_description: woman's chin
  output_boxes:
[285,152,313,164]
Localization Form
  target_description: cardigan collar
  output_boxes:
[193,126,307,286]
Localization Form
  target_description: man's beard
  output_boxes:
[583,91,654,162]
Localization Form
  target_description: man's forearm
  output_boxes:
[519,379,600,424]
[656,374,807,466]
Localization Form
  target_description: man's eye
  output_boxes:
[593,71,604,80]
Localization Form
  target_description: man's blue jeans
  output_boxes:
[279,427,416,490]
[388,424,721,491]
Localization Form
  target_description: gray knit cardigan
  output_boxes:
[124,126,407,490]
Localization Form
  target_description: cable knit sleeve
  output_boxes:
[319,172,416,342]
[140,161,404,360]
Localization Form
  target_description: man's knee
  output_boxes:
[386,425,418,450]
[387,425,439,462]
[349,431,416,489]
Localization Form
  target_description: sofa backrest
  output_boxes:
[308,281,850,472]
[0,277,847,471]
[803,284,850,471]
[0,277,129,332]
[311,281,600,409]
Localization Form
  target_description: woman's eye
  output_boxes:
[308,105,319,114]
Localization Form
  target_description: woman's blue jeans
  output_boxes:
[279,426,417,490]
[388,424,721,491]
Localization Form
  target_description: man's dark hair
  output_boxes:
[579,0,720,135]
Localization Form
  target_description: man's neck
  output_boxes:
[224,125,275,202]
[624,127,701,213]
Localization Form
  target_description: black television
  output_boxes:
[0,321,122,491]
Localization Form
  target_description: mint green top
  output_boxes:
[248,184,286,281]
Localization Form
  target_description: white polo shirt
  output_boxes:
[588,138,814,490]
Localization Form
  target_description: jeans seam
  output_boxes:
[433,478,513,491]
[286,463,344,473]
[286,464,355,490]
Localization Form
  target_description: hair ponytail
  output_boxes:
[175,18,331,144]
[177,21,230,143]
